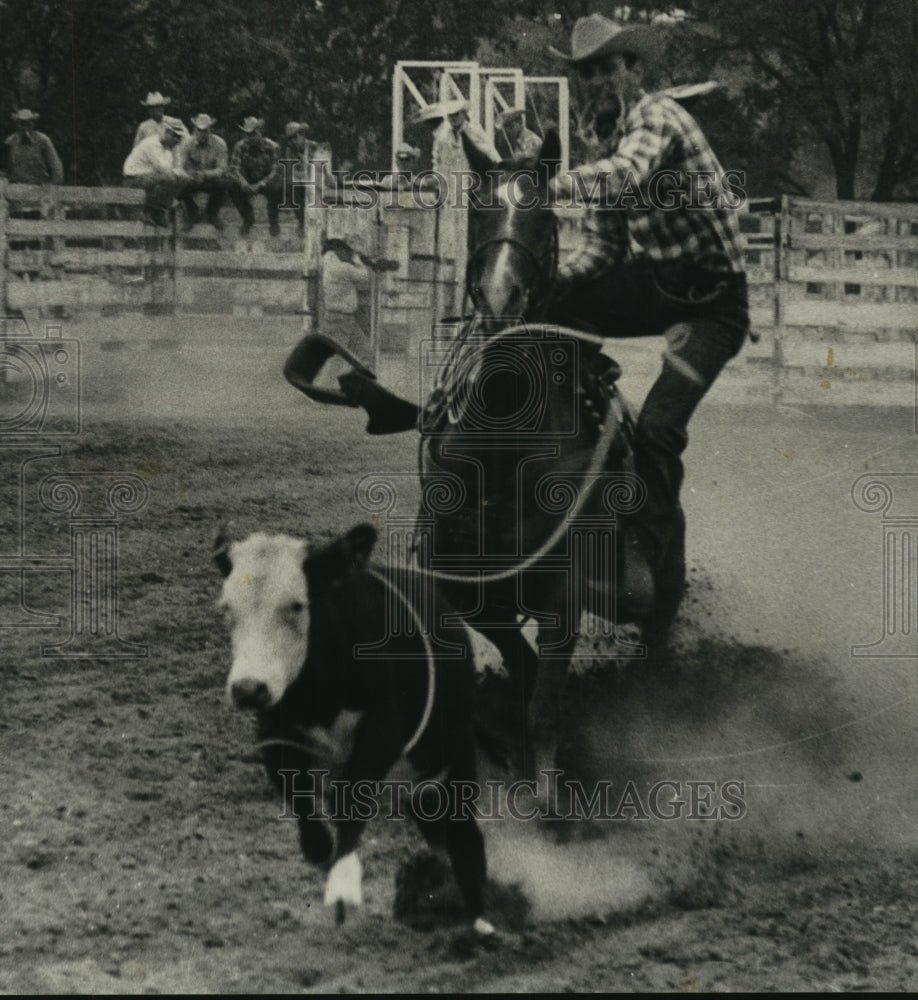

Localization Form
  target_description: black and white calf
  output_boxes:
[215,523,494,935]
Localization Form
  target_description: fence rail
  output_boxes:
[1,182,916,406]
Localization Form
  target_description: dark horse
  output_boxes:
[411,131,658,771]
[284,131,658,773]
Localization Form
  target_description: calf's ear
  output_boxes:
[213,526,233,577]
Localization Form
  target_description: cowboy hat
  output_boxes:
[141,92,170,107]
[284,120,310,138]
[190,113,217,130]
[417,98,468,122]
[162,116,189,138]
[238,116,265,133]
[548,14,665,66]
[395,142,420,160]
[496,107,526,130]
[10,109,39,123]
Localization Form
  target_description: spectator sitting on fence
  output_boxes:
[281,121,312,236]
[123,116,190,228]
[228,116,283,237]
[178,113,229,232]
[134,92,171,147]
[495,107,542,162]
[3,109,63,185]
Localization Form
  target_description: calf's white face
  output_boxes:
[218,533,310,710]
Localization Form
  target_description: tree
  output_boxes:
[680,0,918,200]
[0,0,523,183]
[486,0,918,201]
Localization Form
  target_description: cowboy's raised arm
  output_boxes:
[572,97,675,200]
[555,204,630,285]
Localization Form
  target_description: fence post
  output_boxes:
[773,194,790,402]
[303,201,327,335]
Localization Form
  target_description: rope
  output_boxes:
[254,572,436,762]
[366,567,436,756]
[413,322,618,586]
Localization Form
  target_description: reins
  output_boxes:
[464,213,559,321]
[365,567,436,756]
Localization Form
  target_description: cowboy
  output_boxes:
[548,14,750,657]
[430,98,499,180]
[123,115,190,227]
[228,116,283,236]
[134,92,171,147]
[177,113,229,231]
[495,107,542,162]
[3,109,63,184]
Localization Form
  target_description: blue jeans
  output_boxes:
[549,256,750,630]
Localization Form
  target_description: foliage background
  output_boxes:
[1,0,915,199]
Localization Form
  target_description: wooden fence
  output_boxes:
[1,182,916,406]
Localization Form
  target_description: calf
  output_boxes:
[215,523,494,936]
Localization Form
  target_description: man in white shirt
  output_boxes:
[134,92,171,147]
[123,116,189,227]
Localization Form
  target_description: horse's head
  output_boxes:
[462,129,562,331]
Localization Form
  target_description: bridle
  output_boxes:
[463,209,559,322]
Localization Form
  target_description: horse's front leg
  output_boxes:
[476,620,540,778]
[528,603,580,813]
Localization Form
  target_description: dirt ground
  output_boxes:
[1,337,917,993]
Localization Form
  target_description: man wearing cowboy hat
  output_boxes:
[228,116,283,237]
[134,92,171,148]
[495,107,542,162]
[548,14,749,658]
[429,98,499,180]
[123,116,190,226]
[177,113,229,231]
[280,121,314,235]
[3,109,63,185]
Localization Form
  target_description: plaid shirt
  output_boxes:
[179,133,228,178]
[229,134,280,187]
[558,92,745,282]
